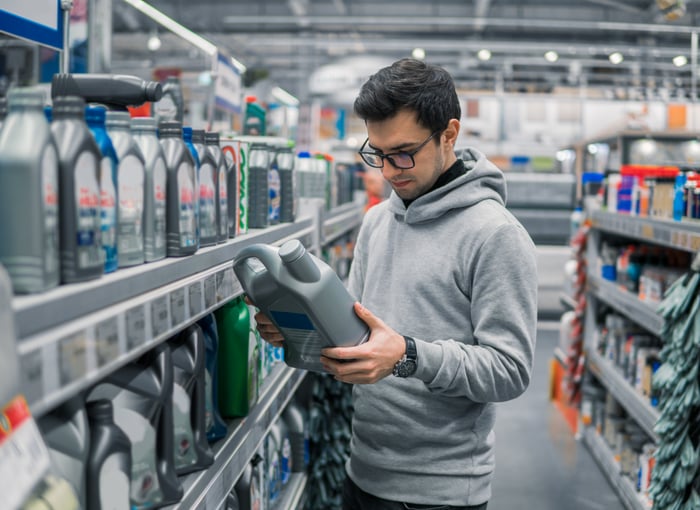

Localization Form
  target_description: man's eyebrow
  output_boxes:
[367,140,417,152]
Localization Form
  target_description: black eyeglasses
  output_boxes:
[358,131,439,170]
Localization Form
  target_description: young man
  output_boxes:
[253,58,537,510]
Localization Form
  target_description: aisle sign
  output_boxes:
[215,51,242,114]
[0,0,64,49]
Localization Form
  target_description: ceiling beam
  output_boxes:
[580,0,645,14]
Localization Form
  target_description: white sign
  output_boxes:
[0,0,63,49]
[215,52,242,114]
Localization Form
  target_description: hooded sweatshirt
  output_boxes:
[345,148,538,506]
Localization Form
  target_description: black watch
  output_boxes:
[392,336,417,378]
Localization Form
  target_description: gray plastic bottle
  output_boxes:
[51,95,103,283]
[106,111,146,267]
[206,132,229,243]
[132,117,167,262]
[233,239,369,373]
[276,147,296,223]
[86,399,132,510]
[159,121,197,256]
[0,88,59,294]
[283,401,309,473]
[37,399,90,509]
[248,144,271,229]
[192,129,217,247]
[0,265,19,404]
[170,324,214,475]
[225,492,240,510]
[0,95,7,130]
[235,455,264,510]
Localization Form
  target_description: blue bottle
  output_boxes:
[197,314,228,443]
[86,106,119,273]
[673,173,687,221]
[183,127,201,248]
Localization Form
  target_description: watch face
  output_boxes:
[398,360,417,378]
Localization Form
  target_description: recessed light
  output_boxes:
[477,49,492,61]
[609,52,624,65]
[544,51,559,63]
[412,48,426,60]
[673,55,688,67]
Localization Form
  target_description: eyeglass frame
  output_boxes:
[358,130,440,170]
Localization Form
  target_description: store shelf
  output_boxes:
[554,347,568,366]
[559,292,577,311]
[581,427,651,510]
[322,202,363,246]
[273,473,308,510]
[587,274,664,337]
[171,364,307,510]
[591,210,700,253]
[587,350,659,442]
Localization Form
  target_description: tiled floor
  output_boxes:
[489,323,625,510]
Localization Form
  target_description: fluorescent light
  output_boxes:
[271,86,300,106]
[477,49,491,61]
[673,55,688,67]
[147,34,161,51]
[609,52,624,64]
[544,50,559,63]
[412,47,426,60]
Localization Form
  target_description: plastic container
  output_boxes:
[0,94,7,128]
[235,456,264,510]
[233,239,369,372]
[51,73,163,110]
[153,76,183,124]
[51,96,103,284]
[86,106,119,273]
[235,138,250,234]
[268,149,281,226]
[219,134,239,238]
[283,401,309,473]
[0,88,60,294]
[248,144,271,229]
[0,265,19,404]
[192,129,217,247]
[132,117,167,262]
[183,127,201,246]
[275,147,296,223]
[206,132,229,243]
[243,96,266,136]
[198,314,228,442]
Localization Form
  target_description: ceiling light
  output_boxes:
[673,55,688,67]
[477,49,491,61]
[609,52,624,64]
[147,34,161,51]
[544,51,558,63]
[412,47,426,60]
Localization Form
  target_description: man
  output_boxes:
[253,58,537,510]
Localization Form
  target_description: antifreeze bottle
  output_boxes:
[192,129,217,247]
[205,132,229,243]
[0,88,60,293]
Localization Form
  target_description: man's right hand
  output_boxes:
[244,296,284,348]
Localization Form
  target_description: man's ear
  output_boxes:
[443,118,461,148]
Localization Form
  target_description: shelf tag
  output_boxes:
[19,350,44,406]
[204,274,216,309]
[95,317,120,367]
[151,296,170,339]
[170,288,187,327]
[189,282,203,317]
[216,268,236,302]
[59,332,88,386]
[125,306,146,350]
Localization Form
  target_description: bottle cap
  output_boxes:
[105,110,131,129]
[205,132,220,144]
[131,116,158,131]
[159,120,182,137]
[279,239,305,263]
[86,399,114,421]
[52,95,86,119]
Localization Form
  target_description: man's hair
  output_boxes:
[353,58,461,134]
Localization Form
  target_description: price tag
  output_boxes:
[59,332,88,386]
[170,288,186,327]
[151,296,170,338]
[95,317,120,367]
[204,275,216,309]
[691,235,700,252]
[19,350,44,405]
[0,397,51,510]
[641,224,654,241]
[125,306,146,350]
[189,282,203,317]
[216,268,236,302]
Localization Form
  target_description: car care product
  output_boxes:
[268,147,281,226]
[153,77,183,124]
[37,399,90,508]
[88,344,182,509]
[224,492,240,510]
[170,325,214,474]
[283,401,309,472]
[159,121,197,256]
[132,117,167,262]
[295,151,313,199]
[214,296,258,417]
[51,73,162,110]
[235,455,264,510]
[206,132,229,243]
[183,127,201,247]
[234,239,369,372]
[219,134,239,238]
[0,95,7,129]
[192,129,217,247]
[51,95,103,284]
[85,106,119,274]
[0,265,19,404]
[264,428,281,505]
[276,146,295,223]
[85,399,132,510]
[21,474,80,510]
[248,144,271,229]
[243,96,266,136]
[235,138,250,234]
[106,111,145,268]
[272,418,292,486]
[198,314,228,442]
[0,88,59,294]
[44,105,52,123]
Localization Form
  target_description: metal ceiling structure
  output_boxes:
[111,0,700,102]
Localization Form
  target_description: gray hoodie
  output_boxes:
[346,148,538,506]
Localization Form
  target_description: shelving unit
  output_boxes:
[274,473,309,510]
[559,292,576,311]
[322,201,364,246]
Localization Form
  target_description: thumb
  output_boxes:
[354,302,385,329]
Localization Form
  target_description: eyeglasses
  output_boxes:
[358,131,439,170]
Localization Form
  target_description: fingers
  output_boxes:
[353,302,384,329]
[320,356,391,384]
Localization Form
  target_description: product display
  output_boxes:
[247,143,271,229]
[205,132,229,243]
[198,314,228,443]
[192,128,218,247]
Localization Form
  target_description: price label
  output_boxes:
[691,235,700,252]
[59,332,88,386]
[189,282,203,317]
[204,275,216,309]
[151,296,170,338]
[125,306,146,350]
[19,350,43,405]
[170,288,186,327]
[641,224,654,241]
[95,317,120,367]
[216,268,237,302]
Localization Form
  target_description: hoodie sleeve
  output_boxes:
[412,222,538,402]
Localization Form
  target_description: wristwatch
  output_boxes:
[392,336,417,378]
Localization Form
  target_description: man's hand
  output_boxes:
[245,296,284,348]
[320,302,406,384]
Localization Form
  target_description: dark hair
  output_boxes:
[353,58,461,133]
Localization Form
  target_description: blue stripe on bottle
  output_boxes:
[270,310,315,330]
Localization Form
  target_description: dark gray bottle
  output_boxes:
[275,146,296,223]
[159,121,197,257]
[86,399,132,510]
[0,95,7,130]
[192,129,217,247]
[132,117,167,262]
[51,95,103,284]
[0,88,60,294]
[247,144,271,229]
[106,111,146,268]
[205,132,229,243]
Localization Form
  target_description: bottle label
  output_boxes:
[199,163,217,239]
[268,167,281,222]
[219,166,228,237]
[118,154,145,257]
[248,326,260,405]
[100,156,118,249]
[281,436,292,484]
[153,159,167,250]
[74,152,102,270]
[99,453,131,510]
[177,162,197,247]
[41,146,59,277]
[204,369,214,433]
[172,381,197,468]
[238,145,248,233]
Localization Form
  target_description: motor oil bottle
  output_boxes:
[248,143,271,229]
[37,398,90,508]
[51,95,103,284]
[243,96,266,136]
[0,265,19,404]
[236,138,250,235]
[0,88,59,294]
[153,76,183,124]
[159,121,197,257]
[271,418,292,486]
[283,401,310,473]
[192,129,217,247]
[235,455,265,510]
[206,132,229,243]
[233,239,369,373]
[268,148,281,226]
[21,474,80,510]
[276,146,296,223]
[86,106,119,274]
[214,296,258,417]
[88,344,183,509]
[169,324,214,475]
[225,492,240,510]
[132,117,167,262]
[0,94,7,130]
[106,111,146,268]
[197,314,228,442]
[264,428,281,506]
[51,73,162,110]
[182,127,201,247]
[219,134,239,238]
[85,399,132,510]
[295,151,312,199]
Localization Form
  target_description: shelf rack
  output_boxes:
[322,201,364,246]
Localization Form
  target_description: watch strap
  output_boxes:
[403,336,417,361]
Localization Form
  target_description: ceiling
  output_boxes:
[110,0,700,103]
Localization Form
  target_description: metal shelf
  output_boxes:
[322,202,363,246]
[587,274,664,337]
[273,473,308,510]
[581,427,652,510]
[170,365,308,510]
[559,292,577,311]
[587,350,659,442]
[554,347,568,366]
[591,210,700,253]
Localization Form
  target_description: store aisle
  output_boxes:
[489,322,624,510]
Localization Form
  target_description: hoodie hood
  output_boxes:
[387,147,506,225]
